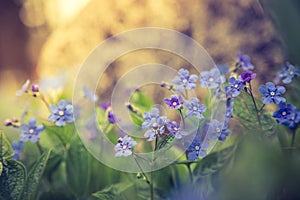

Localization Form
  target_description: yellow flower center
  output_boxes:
[173,127,178,131]
[29,129,34,134]
[58,111,64,116]
[195,146,200,150]
[234,84,239,88]
[290,71,294,75]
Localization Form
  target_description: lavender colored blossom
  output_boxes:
[19,118,44,143]
[114,135,137,157]
[225,77,245,98]
[184,97,206,119]
[48,100,74,126]
[237,52,254,71]
[83,86,98,102]
[142,108,166,141]
[199,68,225,89]
[273,103,300,129]
[31,84,39,93]
[164,94,183,109]
[259,82,286,104]
[166,120,186,139]
[12,141,24,160]
[276,63,300,84]
[100,102,111,111]
[172,68,198,92]
[108,111,120,124]
[239,70,256,83]
[184,136,208,160]
[16,79,30,96]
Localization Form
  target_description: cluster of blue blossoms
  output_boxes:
[114,52,300,161]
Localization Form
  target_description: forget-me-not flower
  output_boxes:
[142,108,167,141]
[12,141,24,160]
[207,119,231,141]
[225,77,245,98]
[19,118,44,143]
[184,97,206,119]
[239,70,256,83]
[199,68,225,89]
[259,82,286,104]
[166,120,186,139]
[185,136,209,160]
[276,63,300,84]
[48,100,74,126]
[172,68,198,92]
[273,103,300,129]
[237,52,254,71]
[114,135,137,157]
[164,94,183,110]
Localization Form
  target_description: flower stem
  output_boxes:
[290,128,297,153]
[133,154,151,185]
[179,109,186,129]
[36,141,43,155]
[248,83,262,130]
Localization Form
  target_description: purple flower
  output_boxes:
[237,52,254,71]
[142,108,166,141]
[199,68,225,89]
[276,63,299,84]
[166,120,186,139]
[48,100,74,126]
[259,82,286,104]
[207,119,231,141]
[172,68,198,92]
[164,94,183,109]
[12,141,24,160]
[184,97,206,119]
[108,111,120,124]
[31,84,39,93]
[19,118,44,143]
[114,135,137,157]
[184,136,209,160]
[225,77,245,98]
[239,70,256,83]
[83,86,98,102]
[16,79,30,96]
[273,103,300,129]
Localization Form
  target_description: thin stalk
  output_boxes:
[179,109,186,129]
[290,129,297,153]
[36,141,43,154]
[248,83,262,130]
[133,154,151,185]
[259,104,266,112]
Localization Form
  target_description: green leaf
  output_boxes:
[0,131,14,160]
[193,146,235,177]
[130,91,154,111]
[44,124,75,148]
[22,149,51,200]
[157,134,175,150]
[66,135,91,198]
[89,182,134,200]
[0,160,26,200]
[233,92,277,136]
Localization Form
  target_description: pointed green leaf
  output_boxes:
[22,149,51,200]
[0,160,26,200]
[193,146,235,177]
[66,135,91,197]
[0,131,14,160]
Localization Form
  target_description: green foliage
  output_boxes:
[0,160,26,200]
[66,135,91,198]
[44,124,75,148]
[157,134,175,150]
[234,92,277,136]
[89,182,134,200]
[0,131,14,160]
[22,150,51,200]
[193,146,235,178]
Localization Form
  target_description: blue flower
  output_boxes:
[184,136,209,160]
[199,68,225,89]
[19,118,44,143]
[12,141,24,160]
[142,108,166,141]
[166,120,186,139]
[184,97,206,119]
[48,100,74,126]
[114,135,137,157]
[207,119,231,141]
[83,86,98,102]
[259,82,286,104]
[277,63,300,84]
[172,68,198,92]
[273,103,300,129]
[239,70,256,83]
[225,77,245,98]
[237,52,254,70]
[164,94,183,109]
